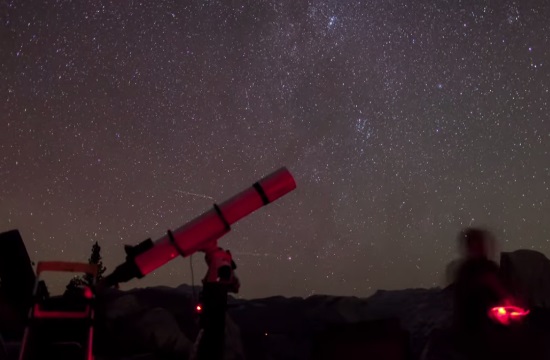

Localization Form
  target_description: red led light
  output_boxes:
[84,287,93,299]
[195,304,203,313]
[489,305,529,325]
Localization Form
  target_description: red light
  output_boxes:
[489,305,529,325]
[84,287,93,299]
[195,304,203,313]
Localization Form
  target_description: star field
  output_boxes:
[1,0,549,298]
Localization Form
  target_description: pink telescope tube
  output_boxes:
[132,167,296,277]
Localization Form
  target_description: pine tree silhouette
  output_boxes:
[85,241,106,284]
[66,276,84,292]
[66,241,107,291]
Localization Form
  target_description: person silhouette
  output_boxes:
[452,228,509,334]
[423,229,538,360]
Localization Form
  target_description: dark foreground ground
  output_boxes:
[3,283,550,360]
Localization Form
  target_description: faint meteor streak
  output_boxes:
[174,190,214,200]
[233,252,279,258]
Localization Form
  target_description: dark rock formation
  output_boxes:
[500,250,550,308]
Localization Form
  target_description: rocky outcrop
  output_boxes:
[95,287,245,360]
[500,250,550,308]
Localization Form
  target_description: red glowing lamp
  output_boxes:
[195,304,203,313]
[489,305,529,325]
[83,286,94,299]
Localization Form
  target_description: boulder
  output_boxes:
[500,250,550,308]
[97,290,244,360]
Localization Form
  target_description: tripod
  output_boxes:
[194,245,239,360]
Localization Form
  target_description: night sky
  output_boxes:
[1,0,549,299]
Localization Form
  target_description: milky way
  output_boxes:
[1,0,549,298]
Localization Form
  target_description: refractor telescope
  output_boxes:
[102,167,297,288]
[13,167,296,360]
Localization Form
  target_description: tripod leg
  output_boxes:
[197,283,227,360]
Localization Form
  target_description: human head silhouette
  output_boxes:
[458,227,495,260]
